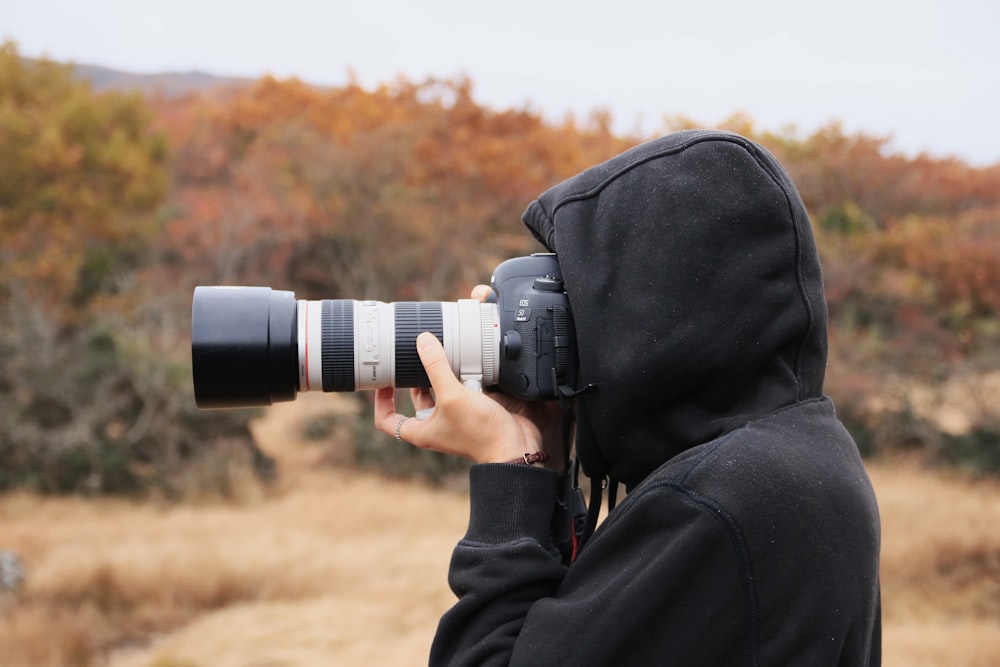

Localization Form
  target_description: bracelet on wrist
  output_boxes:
[505,451,551,466]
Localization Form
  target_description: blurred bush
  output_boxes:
[0,43,273,498]
[829,362,1000,478]
[936,426,1000,477]
[0,318,273,498]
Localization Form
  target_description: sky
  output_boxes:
[5,0,999,165]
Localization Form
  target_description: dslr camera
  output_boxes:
[192,254,577,408]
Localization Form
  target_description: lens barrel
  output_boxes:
[192,254,571,409]
[192,288,499,409]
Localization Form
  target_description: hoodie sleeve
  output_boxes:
[430,463,567,667]
[432,466,758,667]
[511,480,757,666]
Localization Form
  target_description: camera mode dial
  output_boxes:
[532,276,564,292]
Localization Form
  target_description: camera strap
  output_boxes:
[555,381,623,562]
[554,382,599,563]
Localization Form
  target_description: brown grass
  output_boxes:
[871,456,1000,667]
[1,397,997,666]
[0,471,467,667]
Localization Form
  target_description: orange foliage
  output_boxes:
[141,76,1000,365]
[0,43,167,321]
[150,75,637,300]
[879,208,1000,323]
[3,43,1000,496]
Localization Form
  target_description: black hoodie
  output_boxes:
[432,131,881,666]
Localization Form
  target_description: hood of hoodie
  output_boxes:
[521,130,828,489]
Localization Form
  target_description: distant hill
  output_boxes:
[72,62,253,98]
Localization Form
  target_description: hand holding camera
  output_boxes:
[372,284,566,467]
[372,331,546,464]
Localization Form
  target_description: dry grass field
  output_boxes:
[1,396,998,667]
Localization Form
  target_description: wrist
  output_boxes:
[477,431,541,465]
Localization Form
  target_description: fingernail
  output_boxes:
[417,332,436,349]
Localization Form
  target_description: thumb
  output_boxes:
[416,332,459,391]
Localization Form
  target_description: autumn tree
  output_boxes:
[0,41,167,321]
[0,43,267,496]
[405,78,637,293]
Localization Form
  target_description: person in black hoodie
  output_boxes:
[374,130,882,666]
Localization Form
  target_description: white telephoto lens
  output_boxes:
[296,299,500,392]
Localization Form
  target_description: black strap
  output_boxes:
[607,478,619,512]
[556,382,599,561]
[579,473,604,553]
[558,386,575,473]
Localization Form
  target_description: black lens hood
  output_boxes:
[191,286,298,408]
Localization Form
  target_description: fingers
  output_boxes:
[409,386,434,413]
[415,332,461,397]
[373,385,407,440]
[471,284,492,303]
[375,334,452,446]
[373,386,395,421]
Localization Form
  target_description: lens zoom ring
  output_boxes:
[394,303,443,387]
[322,300,355,391]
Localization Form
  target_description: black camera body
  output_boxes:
[491,254,577,401]
[191,254,576,408]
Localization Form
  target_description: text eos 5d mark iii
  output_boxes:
[191,254,577,408]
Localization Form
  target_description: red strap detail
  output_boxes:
[570,518,580,562]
